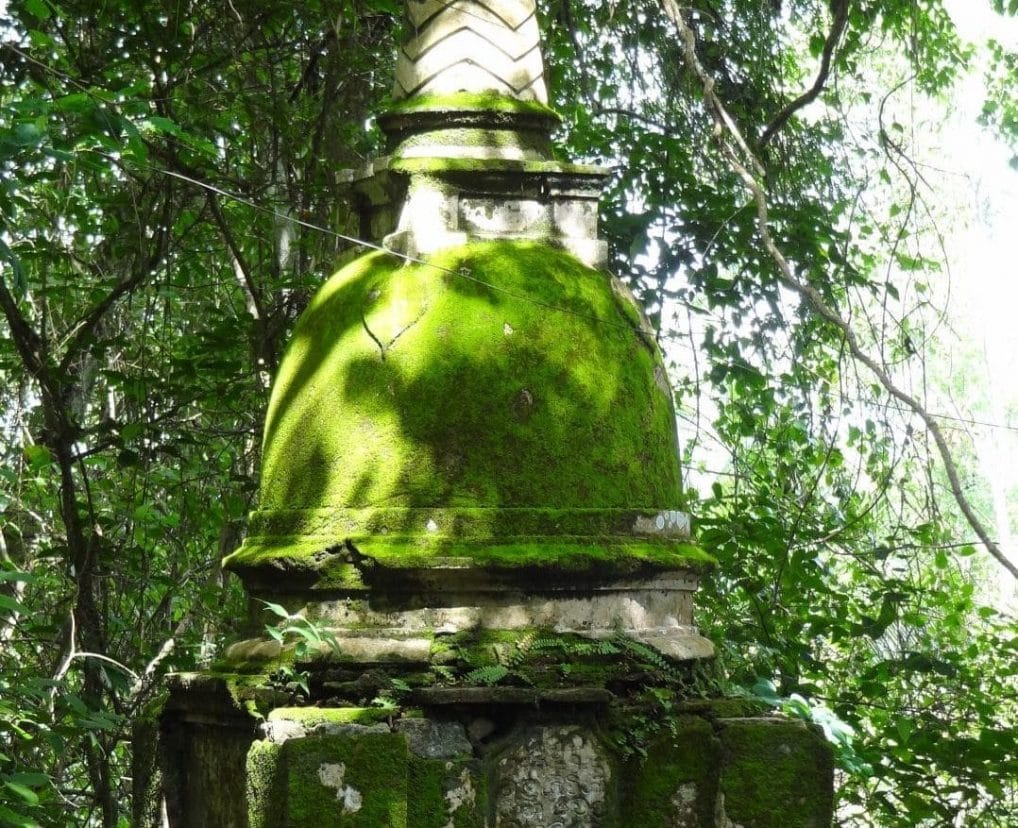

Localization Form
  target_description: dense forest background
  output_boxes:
[1,0,1016,825]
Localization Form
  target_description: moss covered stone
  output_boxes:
[718,719,834,827]
[283,732,409,827]
[383,90,561,122]
[624,718,721,827]
[269,707,392,727]
[247,741,286,828]
[227,240,691,576]
[392,126,554,159]
[160,688,834,827]
[407,758,485,828]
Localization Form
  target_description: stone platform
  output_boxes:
[156,674,834,827]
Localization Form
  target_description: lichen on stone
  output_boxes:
[283,732,409,825]
[269,706,392,727]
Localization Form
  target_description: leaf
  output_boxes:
[22,445,51,469]
[23,0,51,20]
[280,625,320,646]
[0,571,35,584]
[749,677,779,703]
[2,781,39,806]
[6,774,48,788]
[54,93,96,115]
[464,665,509,686]
[0,594,24,613]
[9,123,44,147]
[0,804,39,828]
[260,601,291,620]
[0,238,27,297]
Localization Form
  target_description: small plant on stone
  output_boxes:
[464,664,511,686]
[261,600,341,697]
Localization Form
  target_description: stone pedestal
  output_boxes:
[157,676,834,827]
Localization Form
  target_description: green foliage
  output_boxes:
[541,1,1018,824]
[0,1,393,823]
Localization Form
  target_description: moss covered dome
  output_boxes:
[226,240,702,577]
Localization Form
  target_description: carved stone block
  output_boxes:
[493,726,612,827]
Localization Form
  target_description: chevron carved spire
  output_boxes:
[361,0,608,266]
[393,0,548,103]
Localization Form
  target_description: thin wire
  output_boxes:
[93,153,439,268]
[112,157,1018,435]
[9,45,1018,435]
[91,151,644,334]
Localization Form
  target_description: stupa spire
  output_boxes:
[394,0,548,103]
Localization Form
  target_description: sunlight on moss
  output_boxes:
[233,240,687,571]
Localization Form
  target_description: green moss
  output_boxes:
[407,758,446,828]
[268,707,392,726]
[228,537,713,577]
[389,156,604,176]
[718,720,835,827]
[227,240,692,574]
[247,741,286,828]
[393,126,553,156]
[384,91,560,122]
[704,697,770,719]
[215,642,294,675]
[406,758,483,828]
[623,718,721,827]
[358,538,712,571]
[283,732,409,826]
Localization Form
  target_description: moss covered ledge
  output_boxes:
[387,155,607,177]
[225,537,714,590]
[384,90,561,120]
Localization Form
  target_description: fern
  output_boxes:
[464,664,510,686]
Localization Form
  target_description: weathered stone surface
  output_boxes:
[154,687,835,828]
[283,732,409,827]
[396,718,473,759]
[263,707,392,743]
[415,686,540,706]
[408,756,486,827]
[493,726,612,827]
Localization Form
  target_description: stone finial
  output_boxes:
[393,0,548,103]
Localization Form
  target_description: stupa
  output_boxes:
[152,3,835,826]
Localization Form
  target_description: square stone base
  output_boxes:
[153,677,833,827]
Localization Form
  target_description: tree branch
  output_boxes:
[759,0,849,147]
[207,192,265,319]
[58,185,176,374]
[660,0,1018,580]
